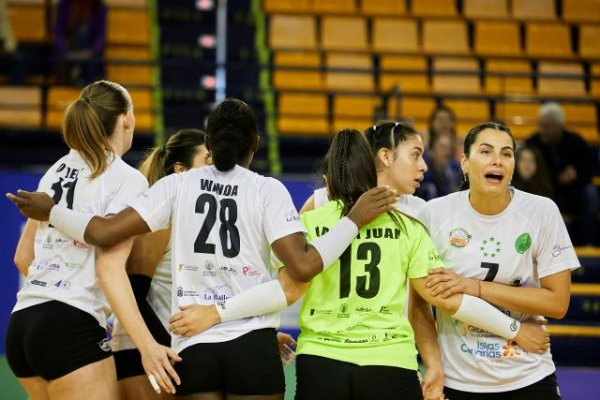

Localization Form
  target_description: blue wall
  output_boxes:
[0,170,315,354]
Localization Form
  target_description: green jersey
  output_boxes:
[297,201,442,369]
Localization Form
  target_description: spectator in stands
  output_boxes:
[0,0,25,84]
[427,105,462,162]
[512,146,553,198]
[526,102,598,245]
[53,0,107,85]
[417,133,462,201]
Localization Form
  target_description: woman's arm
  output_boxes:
[425,268,571,319]
[13,219,37,276]
[299,194,315,214]
[407,286,445,400]
[96,238,181,395]
[410,277,550,354]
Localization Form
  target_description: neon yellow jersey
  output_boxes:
[297,201,442,369]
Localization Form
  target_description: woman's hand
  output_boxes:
[276,332,297,364]
[169,304,221,337]
[426,268,480,298]
[139,340,182,395]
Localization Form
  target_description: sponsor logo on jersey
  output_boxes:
[309,308,332,316]
[502,340,521,357]
[460,340,503,359]
[177,286,184,297]
[73,240,89,249]
[203,261,216,277]
[178,263,199,272]
[449,228,471,248]
[428,248,441,261]
[461,323,497,338]
[42,237,54,249]
[242,265,261,276]
[551,244,572,257]
[480,236,502,258]
[379,305,392,315]
[177,287,200,297]
[54,279,71,289]
[515,232,532,254]
[219,265,237,276]
[355,307,373,313]
[285,210,300,222]
[203,285,233,305]
[30,279,47,287]
[337,303,350,318]
[98,338,111,352]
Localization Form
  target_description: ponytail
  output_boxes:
[138,145,167,185]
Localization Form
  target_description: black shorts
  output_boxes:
[5,301,112,381]
[114,349,145,381]
[444,373,561,400]
[175,328,285,396]
[295,354,423,400]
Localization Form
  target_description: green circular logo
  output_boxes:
[515,233,532,254]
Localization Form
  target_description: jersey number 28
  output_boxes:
[194,193,240,257]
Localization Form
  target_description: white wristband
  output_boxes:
[310,216,358,271]
[49,206,94,243]
[216,279,288,322]
[452,294,520,340]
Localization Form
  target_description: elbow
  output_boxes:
[549,302,569,320]
[284,265,315,283]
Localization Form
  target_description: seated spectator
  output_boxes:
[52,0,107,85]
[526,102,598,245]
[428,105,462,161]
[416,133,462,201]
[512,146,553,198]
[0,0,25,84]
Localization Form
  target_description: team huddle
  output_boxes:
[6,80,579,400]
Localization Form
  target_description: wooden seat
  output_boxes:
[278,93,328,116]
[263,0,311,13]
[562,103,599,144]
[563,0,600,23]
[538,62,586,97]
[411,0,456,17]
[475,21,522,56]
[0,86,42,128]
[312,0,356,14]
[423,20,469,54]
[360,0,406,16]
[433,58,481,94]
[332,117,374,132]
[277,116,330,136]
[325,53,374,92]
[269,15,316,50]
[272,51,322,90]
[512,0,556,20]
[333,95,381,117]
[464,0,508,19]
[387,97,436,123]
[321,16,368,51]
[372,18,418,53]
[444,100,490,122]
[526,23,573,58]
[107,64,153,85]
[495,101,539,140]
[379,55,429,93]
[8,5,46,42]
[580,25,600,59]
[107,9,150,45]
[46,87,81,129]
[485,59,533,94]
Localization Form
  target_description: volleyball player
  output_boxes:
[113,129,211,400]
[5,81,180,400]
[418,122,577,399]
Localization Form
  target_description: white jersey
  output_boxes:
[313,187,329,208]
[129,165,305,353]
[396,194,426,219]
[111,241,172,351]
[13,150,148,328]
[417,188,580,393]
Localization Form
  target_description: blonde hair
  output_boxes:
[62,80,131,178]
